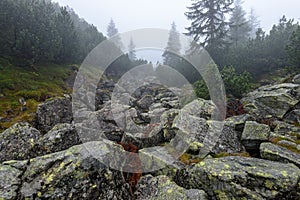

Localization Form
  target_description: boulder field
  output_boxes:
[1,77,300,199]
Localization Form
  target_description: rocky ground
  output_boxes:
[1,75,300,199]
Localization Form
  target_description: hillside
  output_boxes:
[0,57,77,131]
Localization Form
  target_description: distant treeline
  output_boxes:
[218,16,300,77]
[0,0,106,65]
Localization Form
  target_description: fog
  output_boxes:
[52,0,300,35]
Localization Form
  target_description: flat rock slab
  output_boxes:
[176,156,300,199]
[260,142,300,168]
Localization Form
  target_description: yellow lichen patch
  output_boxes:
[224,164,231,169]
[37,191,42,197]
[256,172,273,178]
[198,162,206,167]
[166,188,173,194]
[281,171,288,177]
[215,190,229,200]
[265,180,274,189]
[29,138,35,147]
[45,173,55,184]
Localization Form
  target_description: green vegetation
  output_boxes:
[193,66,252,99]
[0,58,76,131]
[0,0,105,65]
[185,0,300,82]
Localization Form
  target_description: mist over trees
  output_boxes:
[128,38,137,61]
[0,0,106,66]
[248,8,260,38]
[229,0,251,46]
[184,0,300,81]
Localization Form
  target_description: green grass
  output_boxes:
[0,58,77,132]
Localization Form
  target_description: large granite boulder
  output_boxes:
[175,156,300,199]
[241,83,300,119]
[134,175,208,200]
[0,142,131,200]
[0,123,41,162]
[36,96,72,133]
[173,99,245,156]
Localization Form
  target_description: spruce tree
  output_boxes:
[185,0,233,52]
[128,37,136,60]
[248,8,260,38]
[106,18,123,50]
[162,22,181,66]
[229,0,251,46]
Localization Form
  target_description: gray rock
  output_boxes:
[277,140,298,148]
[292,74,300,84]
[173,101,245,156]
[135,175,208,200]
[0,162,26,200]
[241,121,270,150]
[225,114,253,131]
[33,123,80,156]
[176,156,300,199]
[284,109,300,124]
[241,83,300,119]
[18,141,130,199]
[260,142,300,168]
[0,123,41,162]
[272,121,300,141]
[179,98,217,120]
[137,95,154,109]
[36,96,72,133]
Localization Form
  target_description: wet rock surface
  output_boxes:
[241,83,300,119]
[1,81,300,199]
[175,156,300,199]
[260,142,300,168]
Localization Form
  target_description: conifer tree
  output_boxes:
[106,18,123,50]
[185,0,233,51]
[128,37,136,60]
[162,22,181,66]
[229,0,251,45]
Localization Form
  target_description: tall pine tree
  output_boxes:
[106,18,123,50]
[162,22,181,66]
[229,0,251,46]
[128,37,136,60]
[248,8,260,38]
[185,0,233,53]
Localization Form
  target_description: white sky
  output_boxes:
[52,0,300,35]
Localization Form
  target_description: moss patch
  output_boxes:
[0,58,77,132]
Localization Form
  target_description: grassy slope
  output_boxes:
[0,57,77,132]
